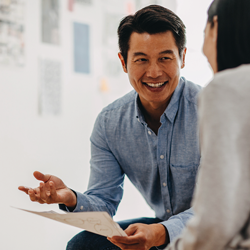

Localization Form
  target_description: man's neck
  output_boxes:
[139,99,171,135]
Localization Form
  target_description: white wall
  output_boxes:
[0,0,213,249]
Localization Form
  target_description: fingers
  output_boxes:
[19,171,58,205]
[107,237,138,250]
[49,181,57,200]
[39,182,47,201]
[125,224,137,236]
[33,171,50,183]
[18,186,32,194]
[110,235,141,245]
[27,188,44,204]
[19,186,43,204]
[108,224,151,249]
[38,181,58,204]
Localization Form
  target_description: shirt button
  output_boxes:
[80,206,83,210]
[166,209,170,213]
[163,182,167,187]
[148,131,151,135]
[160,155,164,159]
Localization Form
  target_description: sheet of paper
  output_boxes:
[38,59,61,116]
[14,207,127,238]
[73,22,90,74]
[0,0,25,67]
[41,0,60,45]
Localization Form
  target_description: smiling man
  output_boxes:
[19,5,201,250]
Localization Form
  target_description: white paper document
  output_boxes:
[14,207,127,238]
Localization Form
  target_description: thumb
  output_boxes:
[33,171,50,182]
[124,224,137,236]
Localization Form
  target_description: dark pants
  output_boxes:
[66,217,163,250]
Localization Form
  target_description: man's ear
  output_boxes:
[118,52,128,73]
[212,16,218,42]
[181,47,187,69]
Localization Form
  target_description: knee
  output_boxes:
[66,238,80,250]
[66,230,117,250]
[66,231,92,250]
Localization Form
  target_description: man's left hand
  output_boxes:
[107,223,168,250]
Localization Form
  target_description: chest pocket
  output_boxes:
[169,163,199,213]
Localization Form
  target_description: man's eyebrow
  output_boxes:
[133,52,147,57]
[132,50,174,57]
[159,50,174,55]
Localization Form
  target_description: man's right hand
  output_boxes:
[18,171,77,208]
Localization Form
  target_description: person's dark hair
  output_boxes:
[118,5,186,66]
[207,0,250,72]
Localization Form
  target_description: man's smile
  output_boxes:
[142,81,168,88]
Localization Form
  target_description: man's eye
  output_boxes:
[135,58,147,62]
[161,57,171,61]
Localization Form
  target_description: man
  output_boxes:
[19,5,201,250]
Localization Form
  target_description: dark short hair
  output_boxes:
[207,0,250,72]
[117,5,186,66]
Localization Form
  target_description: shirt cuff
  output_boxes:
[59,190,85,212]
[160,219,184,243]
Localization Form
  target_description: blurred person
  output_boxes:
[19,5,202,250]
[163,0,250,249]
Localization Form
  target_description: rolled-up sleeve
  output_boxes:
[60,111,125,217]
[160,208,194,242]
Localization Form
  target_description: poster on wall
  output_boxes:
[41,0,60,45]
[68,0,93,12]
[103,49,122,77]
[102,13,122,77]
[39,59,61,116]
[75,0,93,5]
[103,13,121,46]
[73,22,90,74]
[0,0,25,67]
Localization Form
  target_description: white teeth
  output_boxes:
[145,82,166,88]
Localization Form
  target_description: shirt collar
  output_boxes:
[135,95,147,125]
[134,77,185,124]
[162,77,185,123]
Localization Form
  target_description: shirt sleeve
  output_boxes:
[165,79,250,250]
[60,111,125,217]
[160,208,194,243]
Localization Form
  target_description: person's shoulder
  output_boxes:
[206,64,250,94]
[181,77,203,105]
[100,90,136,114]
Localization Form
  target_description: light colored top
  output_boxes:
[165,64,250,250]
[60,77,202,241]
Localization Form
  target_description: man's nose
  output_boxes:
[146,62,163,78]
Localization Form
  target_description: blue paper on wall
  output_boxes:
[74,22,90,74]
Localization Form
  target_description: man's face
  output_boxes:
[119,31,186,109]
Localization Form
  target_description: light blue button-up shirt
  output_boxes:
[60,77,202,242]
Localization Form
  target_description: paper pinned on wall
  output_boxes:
[41,0,60,45]
[0,0,25,67]
[100,78,110,93]
[68,0,74,11]
[73,22,90,74]
[103,52,123,77]
[39,59,61,116]
[103,13,121,46]
[14,207,127,238]
[75,0,93,5]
